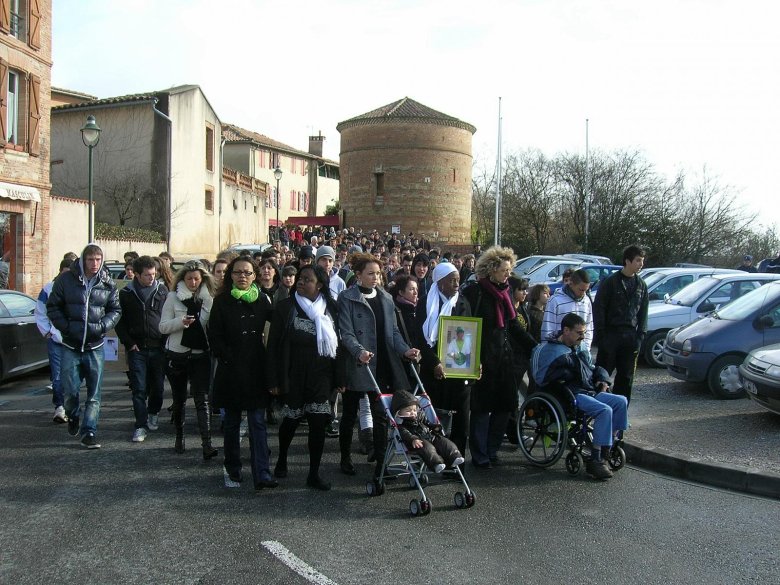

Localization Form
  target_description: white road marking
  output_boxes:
[261,540,339,585]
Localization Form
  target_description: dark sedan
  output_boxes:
[739,344,780,415]
[0,290,49,383]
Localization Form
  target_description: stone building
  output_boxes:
[0,0,51,294]
[336,97,475,245]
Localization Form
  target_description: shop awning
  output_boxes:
[285,215,339,227]
[0,182,41,202]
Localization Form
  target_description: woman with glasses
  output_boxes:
[209,256,277,490]
[159,260,217,459]
[266,265,343,491]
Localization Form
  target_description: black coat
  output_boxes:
[461,281,537,412]
[115,280,168,349]
[209,292,272,410]
[47,261,121,351]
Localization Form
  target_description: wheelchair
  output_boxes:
[515,383,626,476]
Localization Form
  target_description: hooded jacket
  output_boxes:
[46,245,121,351]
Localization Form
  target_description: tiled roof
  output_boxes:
[337,97,476,133]
[50,85,204,112]
[51,87,98,101]
[222,123,319,160]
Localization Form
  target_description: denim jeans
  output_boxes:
[47,338,63,408]
[61,346,105,435]
[223,408,272,484]
[128,347,166,429]
[575,392,629,447]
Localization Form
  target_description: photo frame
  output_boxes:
[437,316,482,379]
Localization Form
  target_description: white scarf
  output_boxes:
[423,262,460,347]
[423,287,459,347]
[295,292,338,358]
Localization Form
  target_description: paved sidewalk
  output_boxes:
[624,364,780,499]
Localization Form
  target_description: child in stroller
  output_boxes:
[390,390,465,473]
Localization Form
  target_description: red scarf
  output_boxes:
[478,277,516,329]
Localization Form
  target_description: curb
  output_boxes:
[623,440,780,500]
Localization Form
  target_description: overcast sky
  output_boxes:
[53,0,780,228]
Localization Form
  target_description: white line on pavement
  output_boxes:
[261,540,339,585]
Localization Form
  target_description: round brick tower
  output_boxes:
[337,97,476,246]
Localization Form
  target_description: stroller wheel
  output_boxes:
[465,492,476,508]
[366,481,375,497]
[408,475,417,489]
[565,452,583,475]
[608,446,626,471]
[454,491,466,509]
[366,479,384,497]
[420,473,429,486]
[420,499,432,515]
[409,499,421,516]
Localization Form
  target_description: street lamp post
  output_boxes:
[273,165,283,241]
[80,115,101,243]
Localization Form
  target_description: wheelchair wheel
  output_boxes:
[565,451,583,475]
[607,445,626,471]
[517,392,568,467]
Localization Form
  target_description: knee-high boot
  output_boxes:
[173,401,185,454]
[197,398,218,460]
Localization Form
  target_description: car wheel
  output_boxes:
[707,355,747,399]
[643,331,668,368]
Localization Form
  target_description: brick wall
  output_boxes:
[0,0,52,295]
[339,120,473,244]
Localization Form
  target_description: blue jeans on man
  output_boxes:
[128,347,165,429]
[574,392,629,447]
[47,338,63,408]
[61,346,105,436]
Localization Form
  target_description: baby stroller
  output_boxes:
[364,364,475,516]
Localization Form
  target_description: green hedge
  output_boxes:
[95,223,164,243]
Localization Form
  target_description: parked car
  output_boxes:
[562,253,613,265]
[103,261,127,279]
[642,272,780,367]
[643,268,742,303]
[0,290,49,383]
[225,243,272,257]
[548,264,622,294]
[512,255,567,277]
[662,281,780,398]
[739,344,780,415]
[524,258,583,286]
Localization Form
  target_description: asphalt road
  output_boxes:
[1,363,779,584]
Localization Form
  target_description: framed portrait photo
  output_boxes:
[437,316,482,379]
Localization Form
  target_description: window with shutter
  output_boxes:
[0,58,7,147]
[26,73,40,156]
[27,0,40,49]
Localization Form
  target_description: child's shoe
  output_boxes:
[451,456,465,467]
[434,463,446,474]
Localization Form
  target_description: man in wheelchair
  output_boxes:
[531,313,628,480]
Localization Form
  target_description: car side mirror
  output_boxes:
[698,302,715,314]
[756,314,774,329]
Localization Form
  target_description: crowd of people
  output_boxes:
[34,226,648,490]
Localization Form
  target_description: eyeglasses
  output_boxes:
[232,271,255,277]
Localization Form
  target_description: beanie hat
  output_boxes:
[390,389,419,415]
[298,246,315,260]
[315,246,335,262]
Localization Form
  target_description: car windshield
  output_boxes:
[643,272,666,289]
[667,277,718,306]
[525,261,552,276]
[716,284,780,321]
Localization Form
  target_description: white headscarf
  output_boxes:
[422,262,459,347]
[295,291,338,358]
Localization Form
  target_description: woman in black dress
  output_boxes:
[266,265,342,491]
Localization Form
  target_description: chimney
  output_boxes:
[308,130,324,157]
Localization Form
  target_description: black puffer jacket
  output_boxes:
[592,271,649,340]
[115,279,168,349]
[47,250,121,351]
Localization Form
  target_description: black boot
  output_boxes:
[173,402,185,454]
[197,402,217,460]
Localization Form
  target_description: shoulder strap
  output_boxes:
[394,305,412,346]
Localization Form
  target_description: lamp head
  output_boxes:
[81,115,101,147]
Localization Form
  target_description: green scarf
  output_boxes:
[231,282,259,303]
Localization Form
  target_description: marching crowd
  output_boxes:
[35,227,647,490]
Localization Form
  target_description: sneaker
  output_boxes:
[585,459,613,480]
[451,456,465,467]
[434,463,446,474]
[224,467,241,488]
[46,383,54,391]
[68,416,80,437]
[81,433,101,449]
[53,406,68,424]
[132,428,147,443]
[147,414,159,431]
